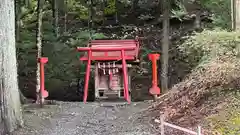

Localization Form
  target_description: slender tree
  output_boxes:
[232,0,240,57]
[64,0,68,33]
[232,0,240,30]
[36,0,45,104]
[15,0,21,42]
[131,0,139,13]
[161,0,170,92]
[52,0,59,37]
[0,0,23,133]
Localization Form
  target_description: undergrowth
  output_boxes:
[206,95,240,135]
[179,29,240,66]
[148,29,240,135]
[181,30,240,135]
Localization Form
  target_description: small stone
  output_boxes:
[154,119,161,123]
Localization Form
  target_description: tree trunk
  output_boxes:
[25,0,30,7]
[19,91,28,104]
[232,0,240,57]
[64,0,68,33]
[36,0,45,104]
[232,0,236,30]
[52,0,59,38]
[115,0,118,24]
[89,0,94,38]
[0,0,23,134]
[194,11,201,30]
[232,0,240,30]
[102,0,106,25]
[15,0,21,42]
[156,0,162,18]
[161,0,170,92]
[131,0,139,12]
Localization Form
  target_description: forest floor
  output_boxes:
[13,101,158,135]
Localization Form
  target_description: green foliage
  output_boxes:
[42,30,106,94]
[67,30,107,47]
[179,29,240,68]
[118,0,131,7]
[17,0,236,101]
[200,0,231,29]
[104,0,116,15]
[67,0,89,20]
[176,29,240,135]
[171,0,187,21]
[17,0,107,97]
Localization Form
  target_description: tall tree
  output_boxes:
[232,0,240,30]
[15,0,21,42]
[232,0,240,57]
[58,0,68,33]
[161,0,170,92]
[64,0,68,32]
[52,0,59,37]
[36,0,45,104]
[0,0,23,134]
[131,0,139,16]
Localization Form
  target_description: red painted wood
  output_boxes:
[83,51,92,103]
[38,57,49,99]
[77,39,140,103]
[79,56,135,61]
[148,54,161,95]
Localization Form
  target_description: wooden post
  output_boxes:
[160,115,165,135]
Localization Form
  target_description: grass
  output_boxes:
[206,92,240,135]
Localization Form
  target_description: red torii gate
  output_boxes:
[77,38,140,103]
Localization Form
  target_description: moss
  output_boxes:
[206,96,240,135]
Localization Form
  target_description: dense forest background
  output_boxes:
[16,0,231,101]
[6,0,240,134]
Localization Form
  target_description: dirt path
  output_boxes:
[13,101,157,135]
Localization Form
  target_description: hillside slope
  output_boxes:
[145,30,240,135]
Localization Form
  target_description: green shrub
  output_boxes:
[178,29,240,69]
[200,0,231,29]
[178,30,240,134]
